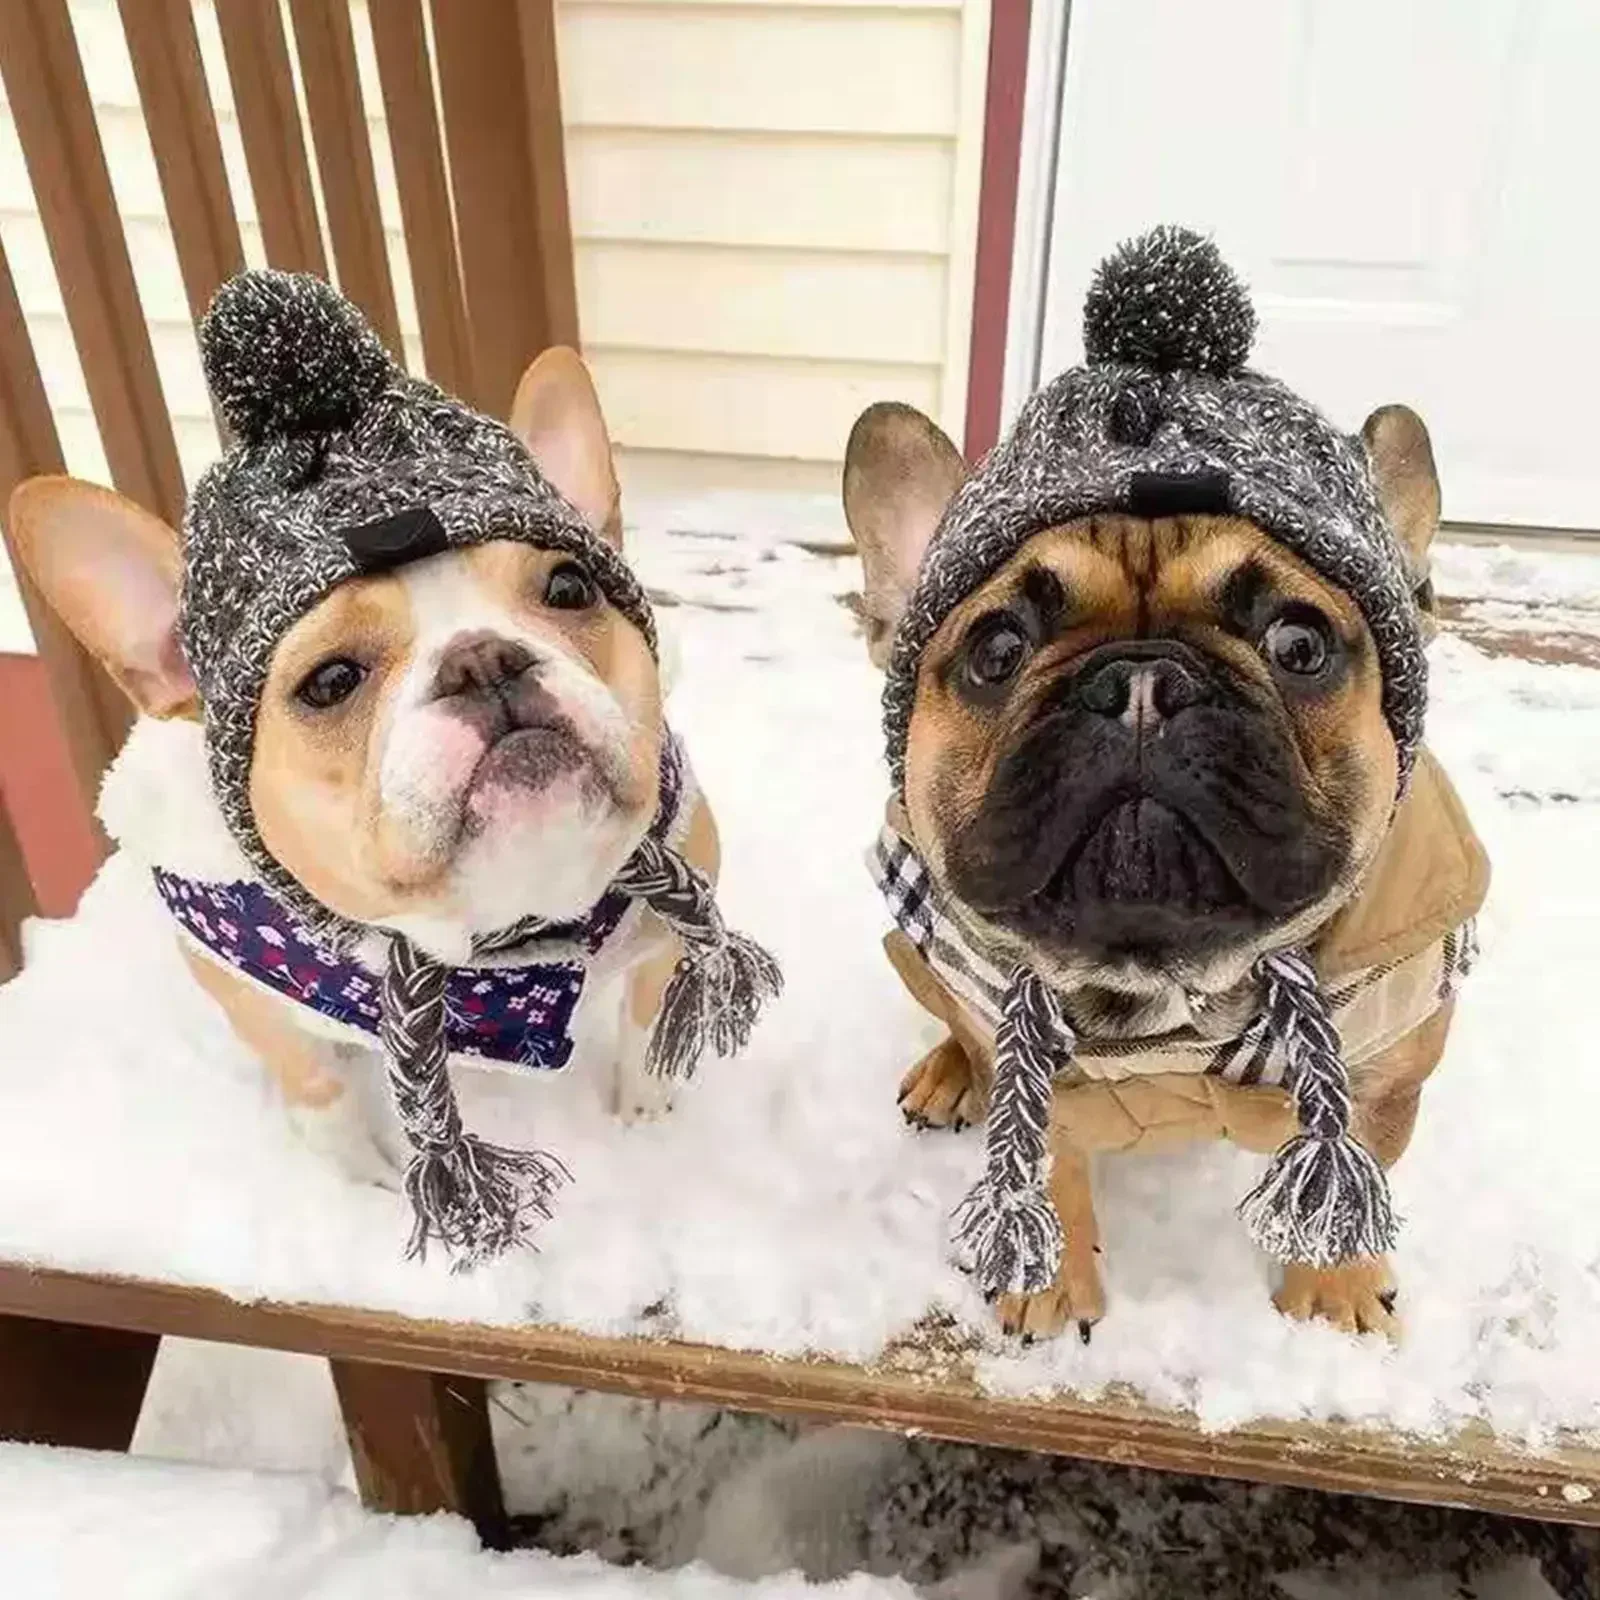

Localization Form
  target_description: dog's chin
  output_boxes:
[996,797,1272,967]
[463,724,606,827]
[448,728,644,931]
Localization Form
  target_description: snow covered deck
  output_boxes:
[2,499,1599,1528]
[4,1262,1600,1528]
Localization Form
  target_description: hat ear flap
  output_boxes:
[843,403,965,668]
[1362,404,1441,627]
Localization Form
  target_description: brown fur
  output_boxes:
[903,515,1397,934]
[894,942,1454,1339]
[846,397,1474,1340]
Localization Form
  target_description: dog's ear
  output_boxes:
[1362,404,1441,629]
[843,402,965,667]
[7,476,196,718]
[509,347,623,549]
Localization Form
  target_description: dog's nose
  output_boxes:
[1076,649,1206,725]
[432,637,534,699]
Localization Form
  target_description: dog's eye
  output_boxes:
[544,561,597,611]
[295,657,367,710]
[1262,610,1332,678]
[964,615,1030,688]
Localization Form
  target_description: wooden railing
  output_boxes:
[0,0,577,972]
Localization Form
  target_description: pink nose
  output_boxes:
[431,637,534,699]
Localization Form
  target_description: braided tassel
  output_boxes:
[615,837,783,1080]
[1237,948,1397,1266]
[952,967,1072,1297]
[381,935,568,1267]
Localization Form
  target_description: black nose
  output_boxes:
[1075,646,1207,722]
[432,637,534,699]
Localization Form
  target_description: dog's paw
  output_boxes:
[616,1072,676,1125]
[994,1246,1106,1345]
[288,1095,402,1191]
[1275,1256,1399,1339]
[898,1037,982,1130]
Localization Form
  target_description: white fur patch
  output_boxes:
[376,557,647,944]
[97,716,253,882]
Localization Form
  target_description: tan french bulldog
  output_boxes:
[5,271,775,1263]
[846,229,1488,1342]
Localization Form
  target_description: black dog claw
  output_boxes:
[1079,1321,1094,1346]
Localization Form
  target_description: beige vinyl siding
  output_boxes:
[0,0,990,508]
[564,0,989,493]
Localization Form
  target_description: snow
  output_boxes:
[1,498,1598,1447]
[1433,539,1600,609]
[112,1378,1582,1600]
[0,1442,910,1600]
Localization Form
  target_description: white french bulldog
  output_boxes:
[9,349,718,1189]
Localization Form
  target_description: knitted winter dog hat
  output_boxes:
[181,270,780,1264]
[888,229,1430,1297]
[885,225,1427,795]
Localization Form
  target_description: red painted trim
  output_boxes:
[0,652,102,917]
[963,0,1033,463]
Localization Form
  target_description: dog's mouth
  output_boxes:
[469,721,591,795]
[994,789,1261,960]
[943,693,1349,964]
[436,668,615,810]
[1048,794,1243,910]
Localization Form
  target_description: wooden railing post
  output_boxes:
[429,0,579,415]
[516,0,579,349]
[288,0,403,350]
[0,0,187,530]
[116,0,246,327]
[213,0,328,278]
[0,793,35,981]
[0,239,127,825]
[369,0,473,394]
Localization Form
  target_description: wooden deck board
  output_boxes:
[0,1261,1596,1527]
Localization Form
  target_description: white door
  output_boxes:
[1031,0,1600,530]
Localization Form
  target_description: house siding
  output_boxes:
[0,0,989,646]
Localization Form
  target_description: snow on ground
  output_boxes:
[1432,539,1600,611]
[120,1378,1585,1600]
[1,494,1599,1446]
[0,1442,909,1600]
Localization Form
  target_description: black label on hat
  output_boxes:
[1126,469,1232,519]
[340,506,451,574]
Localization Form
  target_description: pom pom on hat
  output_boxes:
[199,269,396,444]
[1083,225,1256,377]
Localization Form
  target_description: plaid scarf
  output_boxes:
[872,825,1476,1298]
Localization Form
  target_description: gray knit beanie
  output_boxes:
[184,268,657,930]
[891,230,1430,1300]
[179,270,780,1265]
[885,225,1427,797]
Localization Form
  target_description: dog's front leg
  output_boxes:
[1274,1000,1455,1338]
[611,934,683,1123]
[180,944,400,1188]
[993,1130,1106,1343]
[886,932,991,1129]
